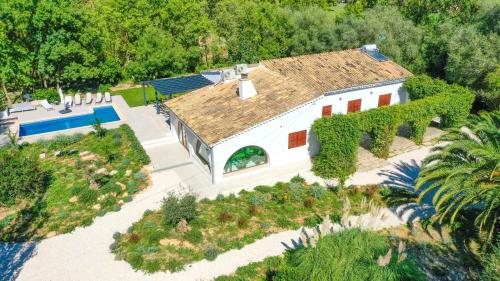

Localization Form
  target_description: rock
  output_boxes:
[109,170,118,176]
[54,151,61,157]
[81,154,96,161]
[125,170,132,177]
[92,204,101,210]
[68,149,78,155]
[98,195,106,201]
[39,153,46,159]
[118,200,124,205]
[176,219,190,233]
[96,168,107,174]
[116,182,127,190]
[46,231,57,238]
[69,196,78,203]
[79,151,90,157]
[122,192,128,198]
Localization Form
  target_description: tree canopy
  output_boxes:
[0,0,497,111]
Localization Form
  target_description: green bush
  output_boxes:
[290,174,305,184]
[32,88,60,104]
[204,247,219,261]
[120,124,151,165]
[303,215,321,227]
[0,91,7,111]
[274,229,425,281]
[162,193,197,226]
[309,183,326,199]
[312,78,474,183]
[403,75,448,100]
[184,229,203,244]
[312,114,361,185]
[0,149,48,206]
[287,182,303,201]
[98,84,112,93]
[248,192,267,206]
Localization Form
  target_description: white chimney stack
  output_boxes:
[238,73,257,100]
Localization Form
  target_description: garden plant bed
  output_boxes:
[0,124,151,241]
[111,177,390,273]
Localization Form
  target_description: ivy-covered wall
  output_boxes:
[312,77,475,184]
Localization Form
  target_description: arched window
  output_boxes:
[224,146,268,174]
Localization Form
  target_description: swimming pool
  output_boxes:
[19,106,120,137]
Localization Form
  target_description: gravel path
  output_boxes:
[1,145,436,281]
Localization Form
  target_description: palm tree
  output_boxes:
[416,111,499,241]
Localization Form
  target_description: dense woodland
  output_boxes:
[0,0,498,108]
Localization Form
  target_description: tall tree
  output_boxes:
[445,26,499,88]
[417,111,500,241]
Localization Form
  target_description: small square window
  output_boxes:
[288,130,307,149]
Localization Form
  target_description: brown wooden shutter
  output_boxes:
[288,130,307,149]
[322,105,332,117]
[347,99,362,113]
[378,94,391,107]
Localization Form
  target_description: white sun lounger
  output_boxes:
[74,94,82,105]
[104,92,112,103]
[95,92,103,103]
[64,95,73,107]
[85,92,93,104]
[40,99,54,111]
[9,102,35,113]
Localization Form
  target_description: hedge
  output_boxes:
[312,78,474,184]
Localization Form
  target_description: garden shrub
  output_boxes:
[287,182,303,201]
[312,78,474,182]
[273,229,425,281]
[183,229,203,244]
[32,88,60,104]
[403,75,448,100]
[0,148,48,206]
[204,247,219,261]
[308,183,325,199]
[303,215,321,227]
[237,216,249,228]
[312,114,361,185]
[162,193,197,226]
[248,192,267,206]
[304,197,314,208]
[98,83,112,93]
[120,124,151,165]
[218,209,232,223]
[0,91,7,111]
[216,194,225,201]
[290,174,305,184]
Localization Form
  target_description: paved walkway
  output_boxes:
[1,141,438,281]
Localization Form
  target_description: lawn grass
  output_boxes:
[111,86,182,107]
[0,125,151,241]
[111,178,389,273]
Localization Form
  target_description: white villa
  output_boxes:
[165,45,412,184]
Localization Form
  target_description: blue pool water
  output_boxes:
[19,106,120,137]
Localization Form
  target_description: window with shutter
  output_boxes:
[288,130,307,149]
[378,94,391,107]
[347,99,362,113]
[322,105,332,117]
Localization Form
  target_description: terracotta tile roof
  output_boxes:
[165,68,317,146]
[262,49,412,93]
[165,49,412,146]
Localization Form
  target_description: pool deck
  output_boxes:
[3,96,171,144]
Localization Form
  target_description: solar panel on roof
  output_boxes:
[365,50,389,62]
[146,74,214,96]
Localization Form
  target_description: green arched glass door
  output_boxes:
[224,146,268,174]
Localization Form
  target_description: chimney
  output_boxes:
[238,73,257,100]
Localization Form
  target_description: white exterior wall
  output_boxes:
[211,82,407,183]
[171,82,408,184]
